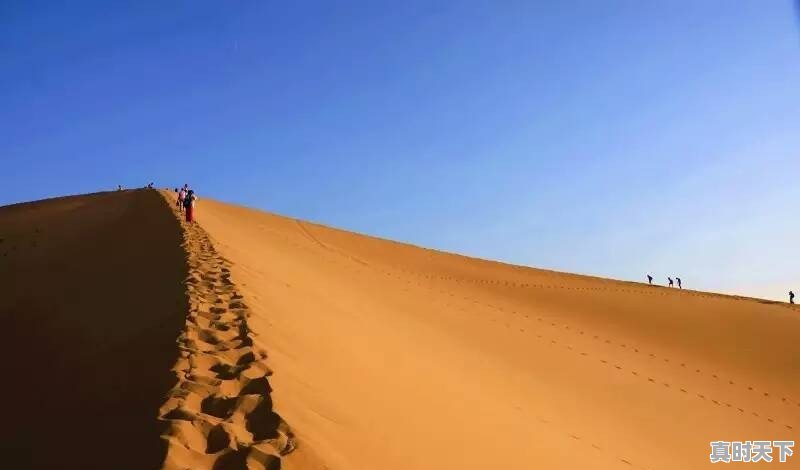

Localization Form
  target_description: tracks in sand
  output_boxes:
[158,195,295,470]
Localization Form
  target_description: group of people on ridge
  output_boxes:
[175,184,197,223]
[647,274,797,305]
[646,274,682,289]
[119,182,800,306]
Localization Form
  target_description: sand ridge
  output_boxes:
[157,192,295,470]
[0,189,188,469]
[193,197,799,469]
[3,189,798,469]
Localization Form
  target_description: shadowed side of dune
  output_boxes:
[0,190,188,469]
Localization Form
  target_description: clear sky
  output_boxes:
[2,1,799,300]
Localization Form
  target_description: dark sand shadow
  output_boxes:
[0,189,187,469]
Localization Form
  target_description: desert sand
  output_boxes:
[2,189,798,469]
[0,190,186,468]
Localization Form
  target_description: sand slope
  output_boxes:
[192,197,800,470]
[0,190,187,469]
[156,192,295,470]
[3,190,798,469]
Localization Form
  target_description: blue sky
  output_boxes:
[2,1,799,299]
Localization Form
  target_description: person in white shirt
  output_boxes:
[177,188,186,212]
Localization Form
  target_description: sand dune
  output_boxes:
[3,190,798,469]
[157,193,294,470]
[0,190,187,469]
[193,196,800,470]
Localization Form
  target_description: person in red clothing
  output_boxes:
[183,189,197,223]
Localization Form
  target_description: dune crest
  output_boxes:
[3,190,798,469]
[157,192,295,470]
[192,196,799,470]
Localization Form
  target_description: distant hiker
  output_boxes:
[647,274,653,285]
[676,277,682,289]
[177,188,186,212]
[117,184,122,191]
[183,190,197,223]
[791,291,795,304]
[668,277,674,287]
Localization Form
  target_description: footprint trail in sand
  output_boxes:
[158,196,295,470]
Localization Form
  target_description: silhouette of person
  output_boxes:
[676,277,682,289]
[791,291,795,304]
[668,277,674,287]
[647,274,653,285]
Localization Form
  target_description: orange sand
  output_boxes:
[195,195,800,470]
[2,189,798,469]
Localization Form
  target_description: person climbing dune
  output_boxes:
[791,290,795,305]
[184,189,197,223]
[177,187,186,212]
[647,274,653,285]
